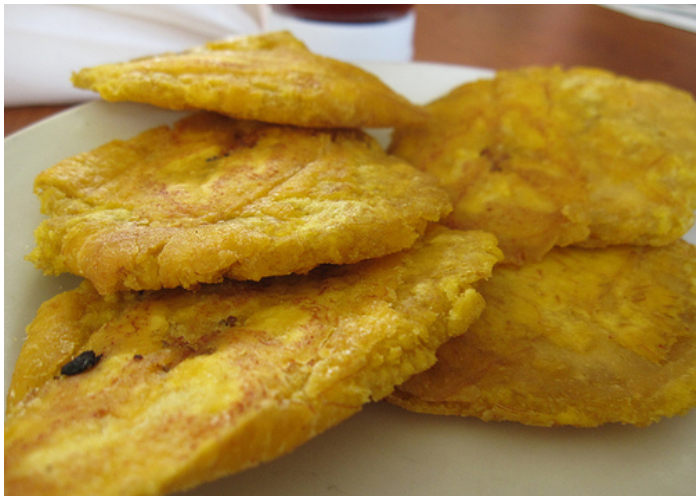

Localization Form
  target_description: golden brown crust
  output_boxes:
[388,241,696,427]
[5,226,502,495]
[390,66,696,264]
[556,67,696,248]
[27,112,452,294]
[71,31,428,128]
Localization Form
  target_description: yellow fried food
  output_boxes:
[5,226,503,495]
[556,67,696,248]
[71,31,427,128]
[388,241,696,427]
[390,66,696,264]
[27,112,451,295]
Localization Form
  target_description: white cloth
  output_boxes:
[601,4,696,32]
[5,5,263,106]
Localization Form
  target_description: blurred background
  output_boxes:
[4,4,696,130]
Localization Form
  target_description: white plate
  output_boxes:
[4,62,695,495]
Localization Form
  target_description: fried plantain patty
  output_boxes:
[6,226,502,495]
[71,31,427,128]
[388,241,695,427]
[27,112,452,294]
[390,66,696,264]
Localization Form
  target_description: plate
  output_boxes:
[4,62,695,495]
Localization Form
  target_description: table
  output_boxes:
[4,4,695,137]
